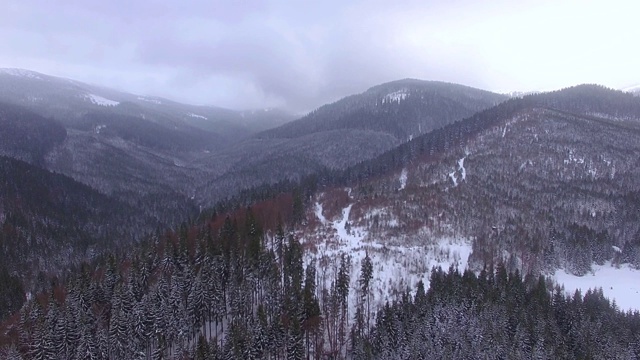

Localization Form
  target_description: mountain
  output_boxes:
[0,68,294,139]
[3,83,640,359]
[194,80,507,206]
[0,102,67,165]
[295,84,640,314]
[258,79,507,141]
[0,156,158,291]
[0,69,295,220]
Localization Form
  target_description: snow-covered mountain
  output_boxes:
[0,68,294,139]
[295,84,640,312]
[3,79,640,358]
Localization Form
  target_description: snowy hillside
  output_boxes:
[299,187,640,319]
[297,188,473,325]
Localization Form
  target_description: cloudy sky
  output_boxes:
[1,0,638,112]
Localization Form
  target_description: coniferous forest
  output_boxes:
[1,206,639,359]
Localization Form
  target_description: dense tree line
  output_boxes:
[352,265,640,359]
[4,210,640,359]
[1,211,335,359]
[0,155,158,309]
[0,102,66,165]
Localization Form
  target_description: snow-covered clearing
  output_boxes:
[304,194,472,324]
[85,94,119,106]
[398,169,408,190]
[458,157,466,181]
[554,262,640,311]
[384,89,409,103]
[137,96,162,104]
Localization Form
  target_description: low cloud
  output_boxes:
[1,0,639,112]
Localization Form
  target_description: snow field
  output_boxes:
[554,262,640,311]
[85,94,119,106]
[304,195,473,325]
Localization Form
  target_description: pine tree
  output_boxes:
[359,252,374,328]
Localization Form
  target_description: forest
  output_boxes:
[1,203,638,359]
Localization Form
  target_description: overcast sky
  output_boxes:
[1,0,638,112]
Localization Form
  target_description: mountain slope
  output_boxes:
[0,69,296,217]
[258,79,507,141]
[194,80,507,206]
[294,85,640,315]
[0,156,156,289]
[0,68,294,139]
[0,102,67,165]
[4,84,640,359]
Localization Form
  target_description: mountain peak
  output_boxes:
[0,68,45,79]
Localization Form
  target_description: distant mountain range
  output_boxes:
[0,68,296,222]
[195,79,507,206]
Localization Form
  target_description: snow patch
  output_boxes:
[188,113,207,120]
[384,89,409,103]
[554,262,640,311]
[85,94,119,106]
[94,124,107,134]
[458,157,466,181]
[314,202,327,225]
[502,126,507,138]
[449,171,458,186]
[0,68,42,79]
[398,169,408,190]
[137,96,162,104]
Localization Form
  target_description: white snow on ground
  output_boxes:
[502,126,507,138]
[399,169,408,190]
[94,124,107,134]
[303,195,473,326]
[554,262,640,311]
[0,68,42,79]
[137,96,162,104]
[384,89,409,102]
[449,172,458,186]
[458,157,466,181]
[85,94,119,106]
[188,113,207,120]
[314,202,327,224]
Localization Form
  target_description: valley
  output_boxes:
[0,70,639,359]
